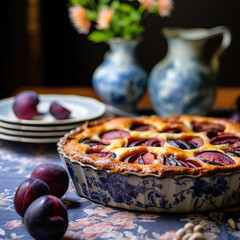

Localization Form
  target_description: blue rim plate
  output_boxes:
[0,95,106,125]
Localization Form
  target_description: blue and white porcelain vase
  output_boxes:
[92,38,147,111]
[148,26,232,116]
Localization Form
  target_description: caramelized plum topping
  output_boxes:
[122,151,160,165]
[122,153,139,164]
[130,122,156,131]
[79,138,109,147]
[190,137,204,147]
[192,122,225,133]
[168,137,203,150]
[140,152,158,164]
[88,151,116,158]
[199,159,224,166]
[160,127,182,133]
[168,139,196,149]
[210,133,239,145]
[196,151,235,166]
[227,150,240,157]
[226,141,240,157]
[162,156,203,168]
[206,130,219,139]
[181,159,204,168]
[164,155,187,167]
[127,138,164,147]
[100,130,130,140]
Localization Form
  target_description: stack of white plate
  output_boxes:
[0,94,106,143]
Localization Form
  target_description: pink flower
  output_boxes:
[158,0,173,16]
[69,6,91,34]
[138,0,156,10]
[97,7,114,29]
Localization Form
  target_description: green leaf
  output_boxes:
[130,10,141,22]
[110,22,122,36]
[119,3,136,13]
[116,18,131,26]
[123,24,144,38]
[70,0,88,7]
[98,0,111,8]
[86,10,98,21]
[88,30,115,42]
[70,0,79,6]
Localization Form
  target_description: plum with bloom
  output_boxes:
[13,91,39,120]
[30,163,69,198]
[14,178,51,217]
[24,195,68,240]
[49,101,71,120]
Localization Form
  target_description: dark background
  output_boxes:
[2,0,240,99]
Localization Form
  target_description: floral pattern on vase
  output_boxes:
[92,39,147,111]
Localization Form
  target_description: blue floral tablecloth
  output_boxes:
[1,139,240,240]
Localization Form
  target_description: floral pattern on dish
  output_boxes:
[66,162,240,212]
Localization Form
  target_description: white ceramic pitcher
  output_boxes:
[148,26,232,116]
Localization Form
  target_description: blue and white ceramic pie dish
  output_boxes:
[58,145,240,213]
[57,115,240,212]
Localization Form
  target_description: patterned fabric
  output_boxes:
[0,139,240,240]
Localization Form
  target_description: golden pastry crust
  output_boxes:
[60,115,240,177]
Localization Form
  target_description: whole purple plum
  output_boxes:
[30,163,69,198]
[24,195,68,240]
[13,91,39,119]
[49,101,71,120]
[14,178,51,217]
[229,111,240,123]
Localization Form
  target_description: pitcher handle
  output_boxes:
[208,26,232,74]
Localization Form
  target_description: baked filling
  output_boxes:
[60,115,240,177]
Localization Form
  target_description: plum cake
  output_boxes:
[60,115,240,177]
